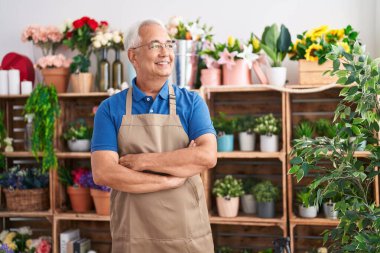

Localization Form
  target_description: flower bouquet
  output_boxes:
[21,25,63,56]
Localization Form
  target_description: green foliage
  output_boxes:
[212,175,244,199]
[212,112,237,135]
[215,246,233,253]
[289,42,380,252]
[253,113,281,136]
[260,23,291,67]
[294,120,315,139]
[242,177,258,194]
[258,248,273,253]
[236,115,255,133]
[63,118,92,141]
[296,187,317,207]
[70,55,91,73]
[24,84,60,172]
[239,249,253,253]
[252,180,279,202]
[58,167,73,186]
[314,118,337,139]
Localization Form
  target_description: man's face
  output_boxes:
[130,24,175,79]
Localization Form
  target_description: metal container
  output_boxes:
[173,40,200,89]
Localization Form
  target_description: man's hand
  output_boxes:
[119,140,197,171]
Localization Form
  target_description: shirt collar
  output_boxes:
[132,78,169,101]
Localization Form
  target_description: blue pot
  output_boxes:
[217,135,234,152]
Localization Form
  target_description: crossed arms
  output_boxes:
[91,133,217,194]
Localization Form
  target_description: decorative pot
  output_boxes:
[239,132,255,151]
[173,40,200,89]
[41,67,70,93]
[200,68,221,86]
[217,134,234,152]
[260,135,279,152]
[222,59,251,85]
[112,49,124,89]
[67,186,93,213]
[67,139,91,152]
[70,73,93,93]
[216,196,239,217]
[323,202,338,219]
[90,189,110,215]
[241,194,256,214]
[299,205,318,218]
[257,201,275,218]
[266,67,287,86]
[96,48,110,92]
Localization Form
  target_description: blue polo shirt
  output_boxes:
[91,80,216,152]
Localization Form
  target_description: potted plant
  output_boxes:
[252,180,279,218]
[323,198,339,220]
[83,171,111,216]
[63,16,106,93]
[63,119,92,152]
[241,177,258,214]
[24,84,60,172]
[217,36,258,85]
[236,115,256,151]
[297,187,318,218]
[314,118,336,138]
[254,114,281,152]
[36,54,72,93]
[212,175,244,217]
[198,41,223,86]
[294,120,314,139]
[58,166,93,213]
[215,246,233,253]
[260,23,291,86]
[289,25,359,85]
[212,112,237,152]
[0,166,49,211]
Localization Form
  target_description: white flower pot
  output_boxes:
[260,135,279,152]
[239,132,255,151]
[241,194,256,214]
[216,196,239,217]
[299,205,318,218]
[323,202,338,219]
[349,137,367,151]
[68,139,91,152]
[266,67,287,86]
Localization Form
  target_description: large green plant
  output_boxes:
[252,180,279,202]
[212,175,244,199]
[289,42,380,252]
[24,84,60,172]
[260,24,291,67]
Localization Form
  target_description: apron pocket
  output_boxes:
[187,177,200,206]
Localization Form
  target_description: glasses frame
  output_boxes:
[130,40,177,51]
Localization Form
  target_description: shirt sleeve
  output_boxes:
[188,92,217,141]
[91,101,118,152]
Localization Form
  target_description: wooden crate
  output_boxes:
[291,225,332,253]
[299,60,338,85]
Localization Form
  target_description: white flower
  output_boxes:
[168,16,183,27]
[101,37,109,46]
[93,40,101,48]
[237,44,259,69]
[104,32,113,41]
[0,230,9,241]
[185,23,204,40]
[16,226,32,236]
[113,35,121,44]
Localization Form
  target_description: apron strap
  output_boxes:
[168,84,176,116]
[126,86,133,116]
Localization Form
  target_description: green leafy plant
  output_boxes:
[236,115,255,133]
[294,120,315,139]
[260,23,291,67]
[212,175,244,200]
[289,42,380,252]
[258,248,273,253]
[240,249,253,253]
[242,177,258,195]
[58,167,74,186]
[314,118,337,139]
[253,113,281,136]
[24,84,60,172]
[212,112,237,136]
[215,246,233,253]
[296,187,317,207]
[63,119,92,141]
[252,180,279,202]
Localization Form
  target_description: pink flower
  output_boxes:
[36,239,51,253]
[217,48,237,69]
[203,55,219,69]
[36,54,72,69]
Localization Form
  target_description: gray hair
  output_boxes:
[125,19,167,50]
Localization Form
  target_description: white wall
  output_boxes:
[0,0,377,84]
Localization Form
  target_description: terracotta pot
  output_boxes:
[90,188,110,215]
[222,59,251,85]
[216,196,239,217]
[41,67,70,93]
[200,68,221,86]
[67,186,93,213]
[70,73,93,93]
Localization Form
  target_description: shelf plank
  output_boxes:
[3,151,91,159]
[0,92,109,99]
[54,210,110,221]
[0,210,53,218]
[289,215,339,226]
[209,213,285,226]
[202,85,281,93]
[217,151,285,159]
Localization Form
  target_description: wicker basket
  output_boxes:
[3,188,49,211]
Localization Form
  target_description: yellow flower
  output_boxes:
[338,41,350,53]
[327,29,344,40]
[305,44,323,62]
[26,239,32,249]
[6,242,17,250]
[306,25,329,40]
[252,37,261,52]
[227,36,235,47]
[4,232,16,242]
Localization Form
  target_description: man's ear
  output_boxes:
[128,49,136,65]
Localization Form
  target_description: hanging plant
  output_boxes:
[24,83,60,172]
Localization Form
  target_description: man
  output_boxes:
[91,19,217,253]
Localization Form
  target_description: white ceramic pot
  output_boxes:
[68,139,91,152]
[260,135,279,152]
[266,67,287,86]
[216,196,239,217]
[323,202,338,219]
[241,194,256,214]
[299,205,318,218]
[239,132,255,151]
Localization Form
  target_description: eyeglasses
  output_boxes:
[131,40,177,51]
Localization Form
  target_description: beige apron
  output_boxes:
[111,84,214,253]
